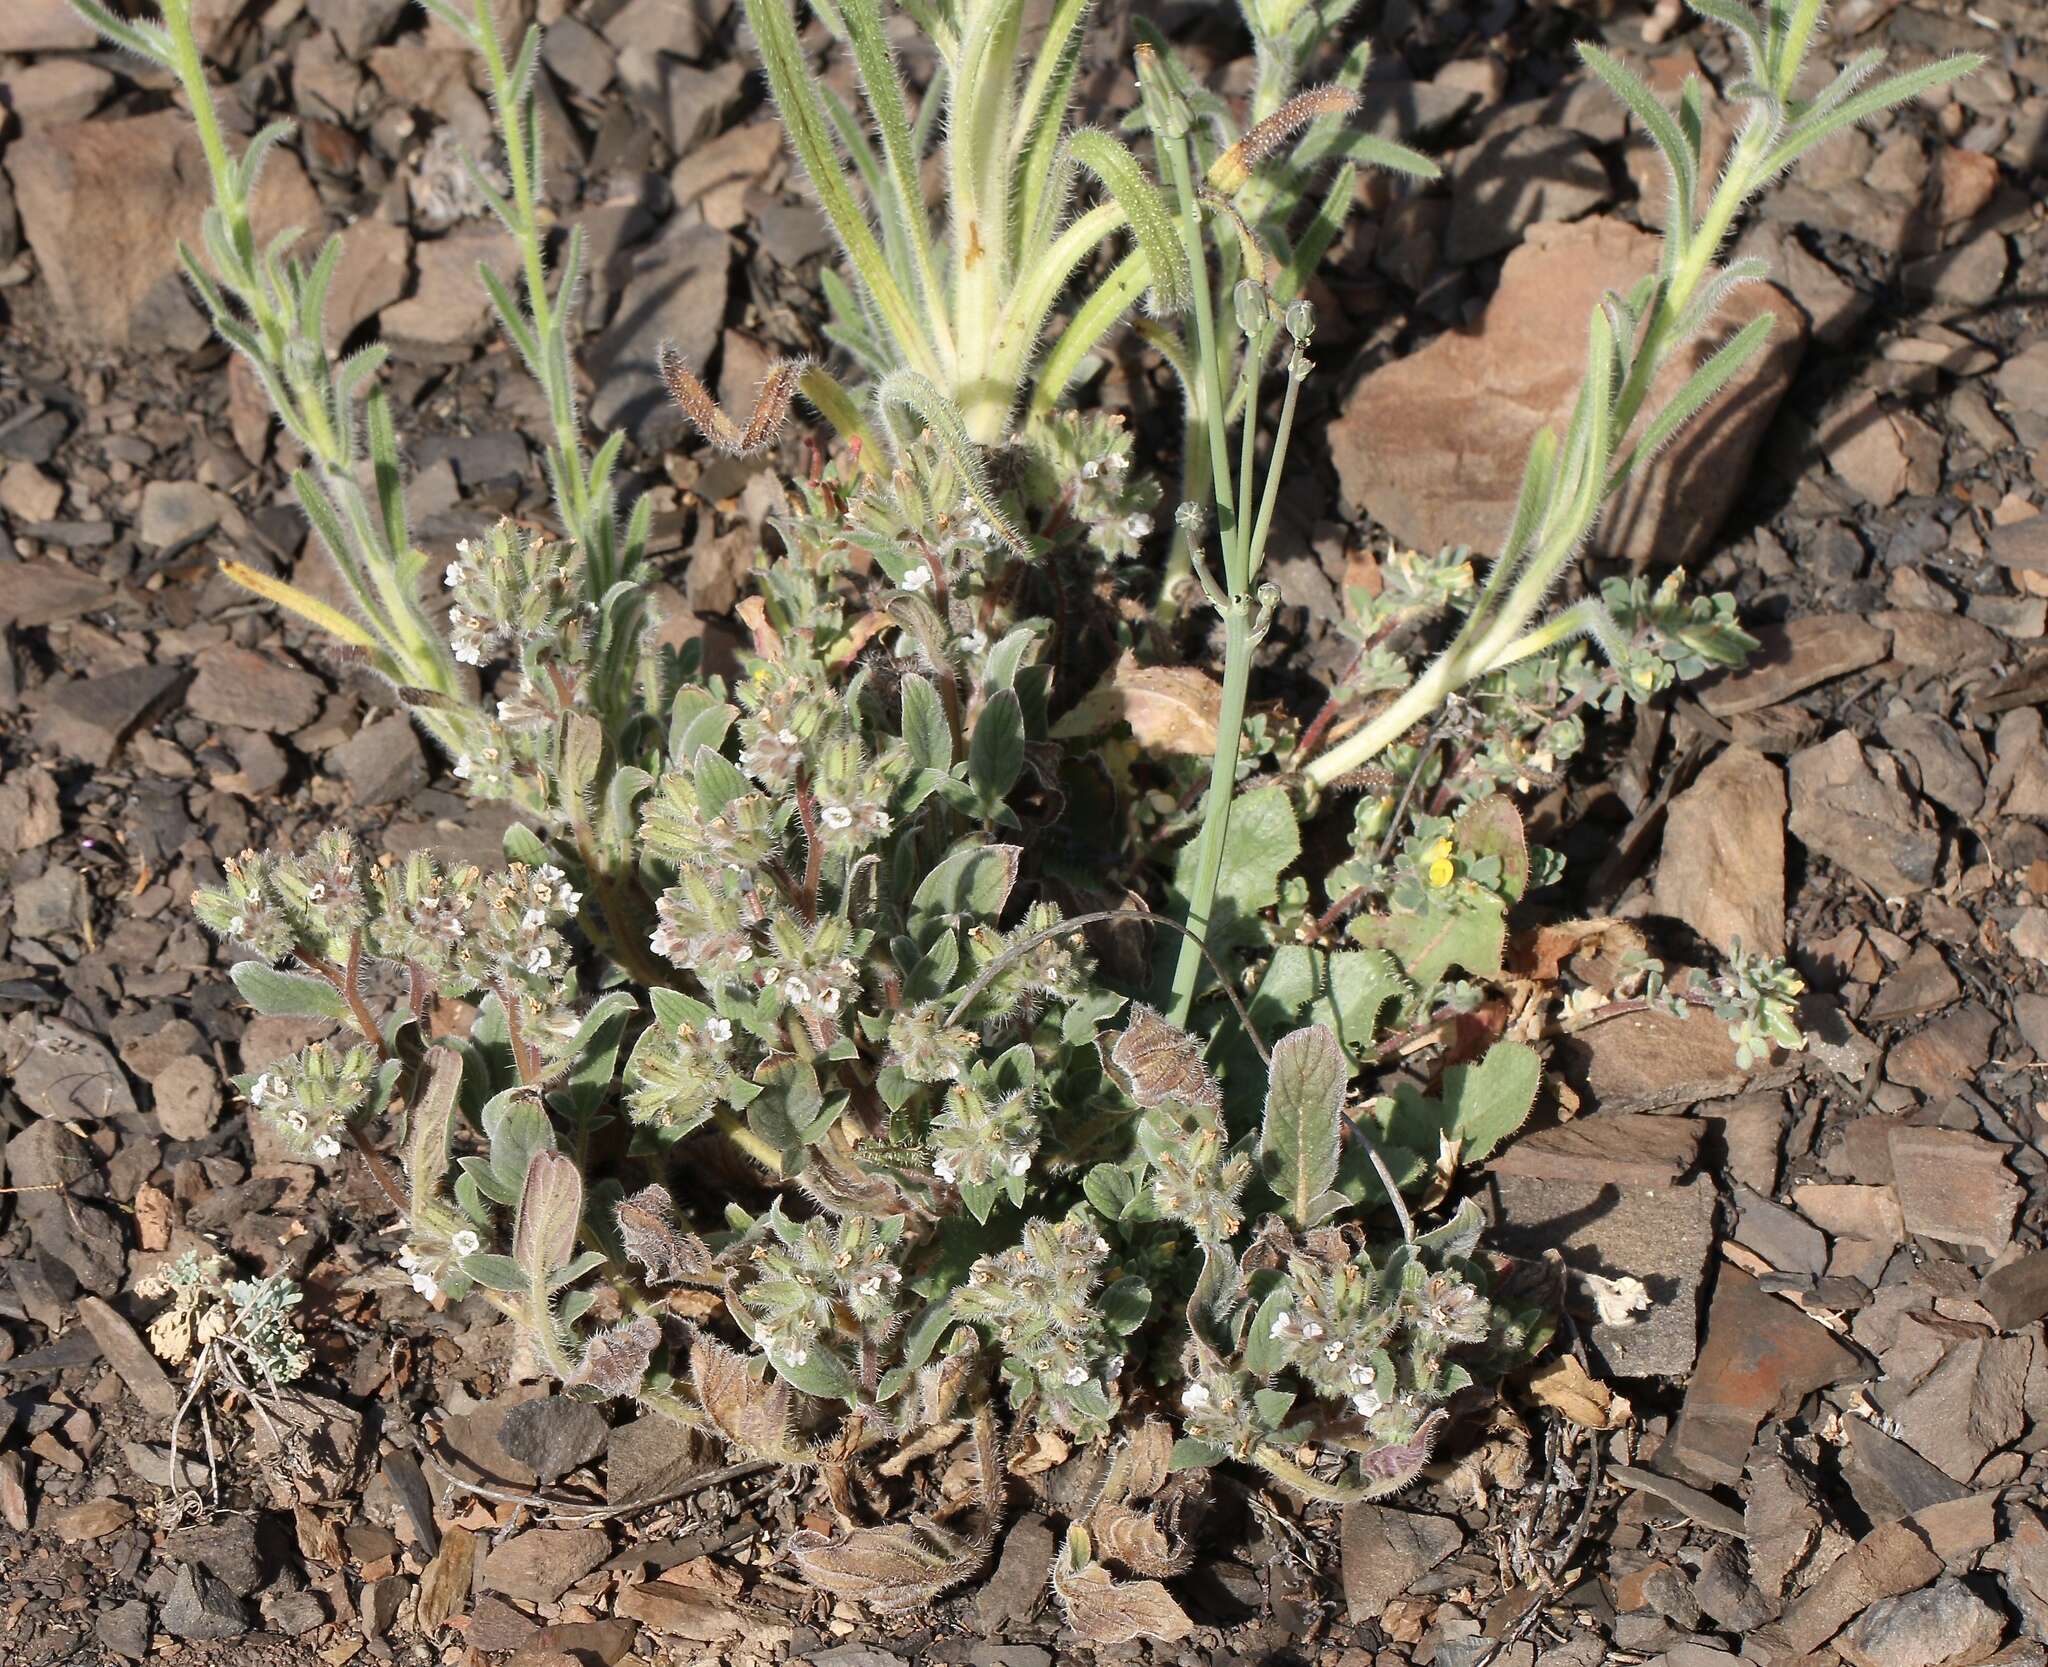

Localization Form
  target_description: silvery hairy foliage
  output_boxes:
[85,0,1972,1629]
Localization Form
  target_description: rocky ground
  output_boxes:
[2,0,2048,1664]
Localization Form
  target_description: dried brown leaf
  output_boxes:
[1055,651,1223,756]
[1052,1530,1195,1645]
[1526,1355,1633,1430]
[787,1516,991,1615]
[689,1334,804,1463]
[1107,1005,1220,1111]
[565,1313,662,1400]
[616,1185,717,1286]
[1091,1503,1189,1578]
[660,344,805,455]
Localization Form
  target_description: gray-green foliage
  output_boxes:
[88,0,1971,1624]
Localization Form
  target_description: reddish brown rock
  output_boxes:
[1655,744,1787,956]
[7,110,320,349]
[1698,616,1890,718]
[1670,1269,1868,1485]
[1330,216,1804,568]
[1887,1127,2021,1253]
[479,1528,608,1606]
[1486,1112,1701,1188]
[1769,1520,1945,1658]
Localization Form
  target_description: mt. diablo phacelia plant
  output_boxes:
[83,0,1974,1630]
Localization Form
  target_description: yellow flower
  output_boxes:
[1424,838,1455,888]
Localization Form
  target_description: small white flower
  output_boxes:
[1348,1361,1375,1387]
[1122,512,1154,539]
[783,976,810,1005]
[454,641,484,667]
[1063,1365,1089,1387]
[933,1154,957,1184]
[705,1016,733,1044]
[817,987,841,1014]
[777,728,799,745]
[870,810,893,835]
[958,630,988,654]
[900,562,934,591]
[1182,1383,1212,1411]
[1007,1150,1031,1177]
[966,517,993,542]
[526,944,552,975]
[1270,1310,1294,1340]
[450,1229,481,1258]
[1299,1318,1325,1341]
[1322,1339,1345,1362]
[453,754,474,780]
[445,561,462,587]
[228,914,246,936]
[1351,1389,1382,1418]
[786,1346,809,1366]
[536,865,566,887]
[410,1267,440,1304]
[820,804,853,831]
[251,1073,283,1105]
[857,1275,884,1298]
[558,884,582,914]
[311,1134,341,1160]
[305,883,327,904]
[1081,459,1100,480]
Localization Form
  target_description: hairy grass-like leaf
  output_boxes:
[742,0,939,382]
[874,370,1028,553]
[1606,311,1773,494]
[1762,54,1982,178]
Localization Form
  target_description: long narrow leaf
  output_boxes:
[1762,55,1982,177]
[742,0,939,379]
[1012,0,1092,240]
[1031,252,1148,414]
[1277,161,1356,305]
[1606,312,1773,494]
[839,0,947,331]
[70,0,174,62]
[874,371,1027,554]
[1684,0,1767,84]
[1058,128,1190,313]
[1580,46,1696,254]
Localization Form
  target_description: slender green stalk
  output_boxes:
[1300,25,1978,794]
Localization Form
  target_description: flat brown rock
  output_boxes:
[1655,744,1787,957]
[1768,1520,1944,1658]
[1554,1007,1790,1116]
[185,645,323,736]
[1887,1127,2021,1253]
[1486,1112,1701,1188]
[76,1296,180,1419]
[1669,1268,1868,1485]
[1699,616,1891,717]
[1890,1334,2030,1483]
[1884,1006,1997,1099]
[480,1528,609,1606]
[1788,732,1942,898]
[7,110,320,349]
[1489,1173,1716,1378]
[1330,215,1804,568]
[1340,1503,1463,1623]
